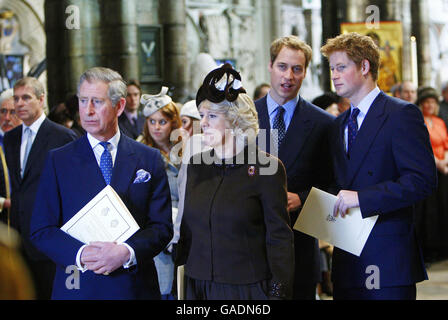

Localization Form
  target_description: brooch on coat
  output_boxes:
[248,165,256,176]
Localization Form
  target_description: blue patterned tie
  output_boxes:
[99,142,113,185]
[347,108,360,156]
[273,106,286,147]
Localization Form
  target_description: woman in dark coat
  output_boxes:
[415,87,448,263]
[178,63,294,300]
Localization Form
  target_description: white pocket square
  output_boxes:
[133,169,151,184]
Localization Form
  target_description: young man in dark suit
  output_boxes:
[30,67,172,299]
[118,79,145,139]
[321,32,437,300]
[3,77,77,299]
[255,36,335,300]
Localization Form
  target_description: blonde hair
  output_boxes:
[199,93,259,144]
[14,77,45,98]
[321,32,380,81]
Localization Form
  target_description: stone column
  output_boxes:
[254,0,272,83]
[46,0,102,107]
[303,8,313,46]
[100,0,139,81]
[385,0,413,83]
[321,0,341,91]
[412,0,431,86]
[45,0,68,108]
[67,0,101,94]
[159,0,188,102]
[270,0,282,40]
[346,0,369,22]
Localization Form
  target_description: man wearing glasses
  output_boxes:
[0,88,21,225]
[0,89,22,144]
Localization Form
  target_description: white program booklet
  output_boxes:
[293,187,378,256]
[177,265,185,300]
[61,185,140,244]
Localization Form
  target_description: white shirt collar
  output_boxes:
[22,112,46,135]
[87,130,121,151]
[351,86,381,115]
[266,93,298,119]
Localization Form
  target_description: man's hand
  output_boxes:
[333,190,359,218]
[80,241,130,275]
[287,192,302,212]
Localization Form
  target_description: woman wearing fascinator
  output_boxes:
[179,99,202,137]
[139,87,183,299]
[177,63,294,300]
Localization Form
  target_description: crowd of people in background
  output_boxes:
[0,31,447,301]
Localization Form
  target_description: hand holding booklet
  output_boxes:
[293,187,378,256]
[61,185,140,244]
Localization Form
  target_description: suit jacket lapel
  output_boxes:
[333,110,350,187]
[110,135,138,194]
[338,110,350,154]
[23,119,52,179]
[256,96,315,172]
[74,135,138,196]
[10,125,22,183]
[345,92,388,186]
[278,97,315,171]
[74,135,106,196]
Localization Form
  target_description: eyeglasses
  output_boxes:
[0,108,16,115]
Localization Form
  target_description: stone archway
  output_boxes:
[0,0,46,83]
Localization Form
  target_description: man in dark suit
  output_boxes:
[321,32,437,300]
[30,67,173,299]
[3,77,77,299]
[255,36,335,300]
[118,79,145,139]
[0,89,22,225]
[0,89,22,144]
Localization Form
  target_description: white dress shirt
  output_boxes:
[344,87,381,152]
[76,130,137,272]
[20,113,46,176]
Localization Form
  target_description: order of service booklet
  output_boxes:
[293,187,378,256]
[61,185,140,244]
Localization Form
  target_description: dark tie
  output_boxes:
[347,108,360,155]
[273,106,286,147]
[99,142,113,185]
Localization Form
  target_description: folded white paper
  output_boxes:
[293,187,378,256]
[177,265,185,300]
[61,185,140,244]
